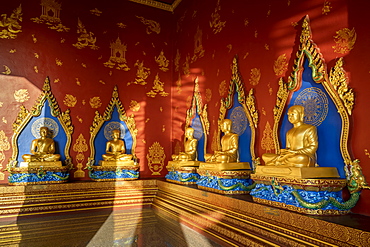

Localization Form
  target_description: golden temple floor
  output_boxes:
[0,207,225,247]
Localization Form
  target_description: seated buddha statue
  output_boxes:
[22,126,61,162]
[205,119,238,163]
[102,129,133,161]
[262,105,318,167]
[172,127,198,162]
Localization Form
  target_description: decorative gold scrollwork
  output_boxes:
[329,58,354,115]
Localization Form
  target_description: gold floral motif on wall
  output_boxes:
[73,19,99,50]
[183,55,190,75]
[0,130,10,180]
[147,74,169,98]
[104,37,130,71]
[249,68,261,85]
[322,1,332,15]
[136,16,160,34]
[34,66,39,73]
[261,121,274,153]
[0,5,22,39]
[14,89,30,103]
[90,8,102,16]
[31,0,70,32]
[333,28,356,54]
[2,65,11,75]
[117,23,127,28]
[191,26,205,63]
[274,54,288,77]
[89,97,102,109]
[128,60,150,85]
[205,88,212,102]
[55,58,63,66]
[219,80,227,96]
[63,94,77,107]
[2,117,7,124]
[174,49,180,72]
[73,133,88,178]
[210,0,226,34]
[155,50,169,72]
[211,130,218,152]
[129,100,140,112]
[147,142,165,175]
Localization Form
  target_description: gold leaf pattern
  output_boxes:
[249,68,261,85]
[55,58,63,66]
[261,121,274,152]
[14,89,30,103]
[89,97,102,109]
[117,23,127,28]
[73,18,99,50]
[219,80,227,96]
[0,5,22,39]
[146,142,165,175]
[205,88,212,102]
[32,34,37,43]
[2,65,11,75]
[128,60,150,85]
[155,50,169,71]
[333,28,356,54]
[129,100,140,112]
[73,133,88,178]
[273,54,288,77]
[322,1,332,15]
[147,73,169,97]
[210,0,226,34]
[30,1,70,32]
[136,16,160,34]
[191,26,205,63]
[63,94,77,107]
[174,49,180,72]
[90,8,102,16]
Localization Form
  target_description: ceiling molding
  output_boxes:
[129,0,182,12]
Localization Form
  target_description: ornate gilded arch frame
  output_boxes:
[184,77,209,161]
[8,77,74,168]
[87,86,138,166]
[217,55,258,165]
[272,16,359,181]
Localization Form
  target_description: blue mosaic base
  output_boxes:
[9,171,69,184]
[196,176,254,192]
[89,169,139,180]
[165,171,200,183]
[250,183,346,211]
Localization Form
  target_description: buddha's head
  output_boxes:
[221,119,232,133]
[185,127,194,138]
[111,129,121,139]
[288,105,305,124]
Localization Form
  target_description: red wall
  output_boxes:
[1,0,370,216]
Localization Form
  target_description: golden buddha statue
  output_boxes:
[22,126,60,162]
[205,119,238,163]
[262,105,317,167]
[102,129,133,162]
[172,127,198,162]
